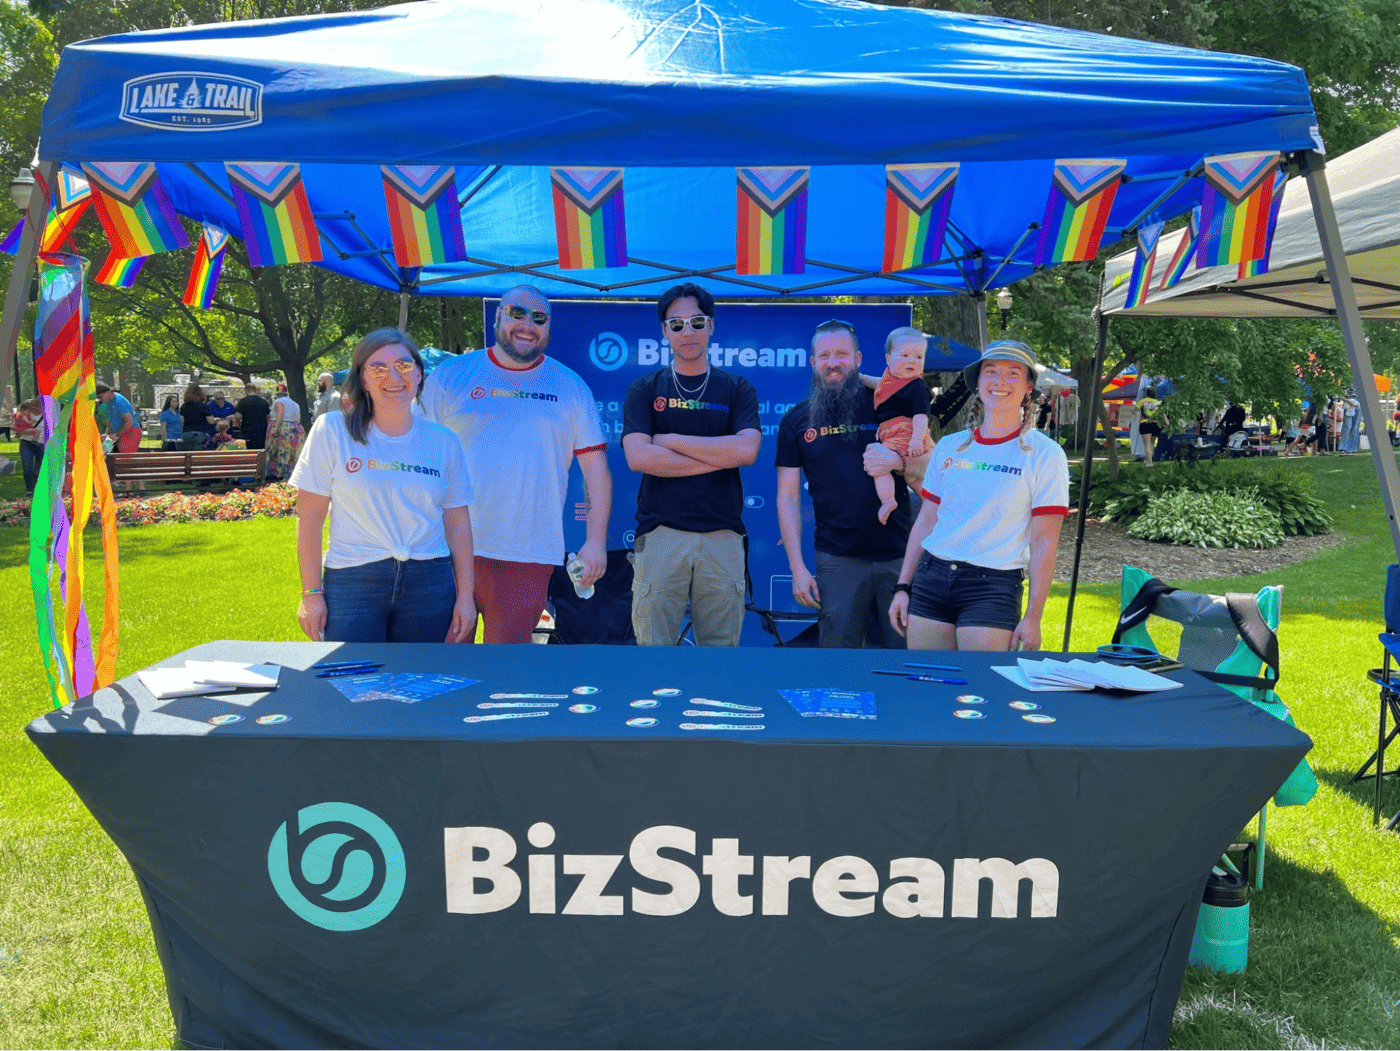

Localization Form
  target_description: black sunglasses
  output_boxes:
[664,314,711,333]
[504,304,550,326]
[815,318,856,333]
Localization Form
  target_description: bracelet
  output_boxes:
[892,582,912,595]
[302,587,324,596]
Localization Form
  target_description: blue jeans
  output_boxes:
[19,439,43,494]
[323,556,456,643]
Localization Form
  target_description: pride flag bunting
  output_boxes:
[55,168,91,212]
[550,168,628,270]
[225,162,322,267]
[1158,207,1200,291]
[382,165,469,268]
[882,163,958,273]
[1196,152,1281,268]
[42,200,91,253]
[183,222,230,309]
[93,252,147,288]
[80,162,190,256]
[736,167,808,276]
[0,221,21,254]
[1033,160,1125,266]
[1122,221,1164,309]
[1237,169,1289,279]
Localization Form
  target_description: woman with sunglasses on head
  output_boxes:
[888,340,1070,652]
[290,328,476,644]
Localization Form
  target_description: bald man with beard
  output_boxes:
[775,320,925,649]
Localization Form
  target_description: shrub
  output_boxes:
[1127,486,1284,548]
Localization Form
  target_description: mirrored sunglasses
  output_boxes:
[505,304,551,326]
[363,359,418,379]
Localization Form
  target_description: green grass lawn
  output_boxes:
[1,444,1399,1047]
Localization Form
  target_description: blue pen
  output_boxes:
[872,669,968,685]
[317,666,384,678]
[905,662,962,672]
[314,660,383,671]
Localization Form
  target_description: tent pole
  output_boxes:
[397,292,410,331]
[975,293,989,349]
[1301,150,1400,560]
[0,160,55,392]
[1062,310,1108,652]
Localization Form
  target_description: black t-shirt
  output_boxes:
[236,395,270,439]
[775,392,912,560]
[180,401,211,435]
[622,368,761,537]
[874,376,931,426]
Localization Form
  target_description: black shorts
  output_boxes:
[907,553,1024,631]
[1139,421,1162,437]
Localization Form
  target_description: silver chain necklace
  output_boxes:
[669,360,711,403]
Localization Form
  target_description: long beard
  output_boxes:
[809,369,863,438]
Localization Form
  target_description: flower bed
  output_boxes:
[0,483,299,528]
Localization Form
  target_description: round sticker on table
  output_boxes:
[255,714,290,725]
[572,686,599,695]
[652,688,681,697]
[956,695,986,705]
[953,709,986,720]
[209,714,242,726]
[630,699,659,709]
[1023,713,1057,724]
[626,717,658,728]
[568,703,598,714]
[1009,701,1041,711]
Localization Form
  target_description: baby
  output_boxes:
[861,326,931,525]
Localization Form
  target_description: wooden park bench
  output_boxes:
[104,449,269,490]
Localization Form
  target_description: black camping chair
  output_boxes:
[1352,564,1400,828]
[540,549,637,645]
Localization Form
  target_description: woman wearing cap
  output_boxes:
[888,340,1070,651]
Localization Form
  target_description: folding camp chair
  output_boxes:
[1352,563,1400,828]
[1112,564,1318,888]
[540,549,638,645]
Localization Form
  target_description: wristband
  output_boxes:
[302,587,324,596]
[892,582,912,596]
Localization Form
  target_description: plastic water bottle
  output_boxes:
[566,553,594,599]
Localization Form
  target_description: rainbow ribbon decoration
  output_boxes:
[1158,207,1201,291]
[30,252,119,707]
[55,167,91,212]
[550,168,628,270]
[80,162,190,257]
[183,222,230,309]
[382,164,469,268]
[4,171,93,255]
[0,221,20,254]
[1237,168,1289,279]
[882,163,958,273]
[1196,152,1282,268]
[225,162,323,267]
[736,167,808,276]
[1033,160,1125,266]
[93,251,147,288]
[1122,221,1164,308]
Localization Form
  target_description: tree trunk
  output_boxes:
[1094,394,1120,481]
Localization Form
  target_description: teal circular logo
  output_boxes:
[267,802,405,931]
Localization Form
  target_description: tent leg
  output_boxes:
[1062,311,1108,651]
[398,292,410,331]
[975,293,989,349]
[1302,151,1400,561]
[0,160,55,391]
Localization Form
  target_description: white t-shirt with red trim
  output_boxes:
[421,347,606,565]
[919,427,1070,572]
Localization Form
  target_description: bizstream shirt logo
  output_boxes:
[350,458,442,477]
[268,803,406,931]
[120,72,263,131]
[943,457,1023,476]
[657,397,729,413]
[804,422,877,443]
[474,387,559,403]
[589,332,628,371]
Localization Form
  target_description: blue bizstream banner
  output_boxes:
[483,300,966,644]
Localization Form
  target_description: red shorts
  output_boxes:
[470,557,555,644]
[877,417,914,455]
[115,428,142,453]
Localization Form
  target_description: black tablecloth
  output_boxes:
[26,642,1311,1049]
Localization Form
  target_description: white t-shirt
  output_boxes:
[421,347,606,564]
[289,412,473,569]
[276,395,302,426]
[919,427,1070,572]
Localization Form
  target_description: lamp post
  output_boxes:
[996,287,1013,332]
[10,165,34,213]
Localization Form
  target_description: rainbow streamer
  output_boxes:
[31,253,119,706]
[1196,152,1281,268]
[382,165,469,268]
[1122,221,1164,308]
[182,222,230,309]
[736,167,808,276]
[0,221,20,254]
[42,200,91,253]
[1237,168,1289,279]
[1033,160,1125,266]
[225,162,323,267]
[550,168,628,270]
[93,251,147,288]
[882,163,958,273]
[81,161,190,257]
[1158,207,1201,291]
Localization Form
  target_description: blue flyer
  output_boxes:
[778,688,877,720]
[328,673,480,704]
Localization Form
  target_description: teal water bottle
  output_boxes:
[1188,864,1250,973]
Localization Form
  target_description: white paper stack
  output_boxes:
[991,658,1184,693]
[137,661,280,700]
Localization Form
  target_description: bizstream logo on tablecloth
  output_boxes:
[268,803,406,931]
